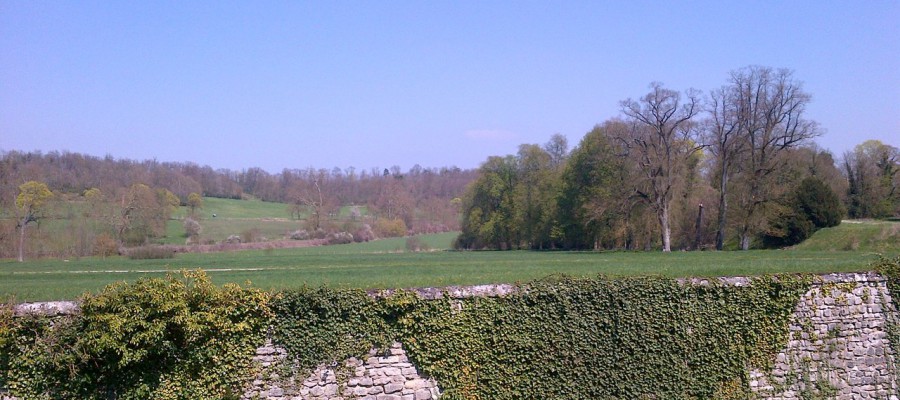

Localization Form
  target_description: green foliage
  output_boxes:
[127,245,176,259]
[270,287,393,375]
[795,176,844,229]
[16,181,53,214]
[762,176,845,248]
[762,208,814,248]
[373,218,408,238]
[0,270,271,399]
[273,274,810,399]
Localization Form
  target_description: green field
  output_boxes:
[162,198,369,244]
[3,222,898,301]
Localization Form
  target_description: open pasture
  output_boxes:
[1,230,892,302]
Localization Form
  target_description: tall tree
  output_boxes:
[619,83,702,251]
[706,83,745,250]
[843,140,899,218]
[456,156,519,249]
[556,122,633,250]
[728,66,820,249]
[15,181,53,262]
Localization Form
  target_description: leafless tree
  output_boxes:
[727,66,820,250]
[706,83,745,250]
[619,82,703,251]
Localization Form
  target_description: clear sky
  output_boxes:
[2,1,898,173]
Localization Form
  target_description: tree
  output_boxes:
[706,82,745,250]
[843,140,899,218]
[187,192,203,217]
[761,176,843,248]
[15,181,53,261]
[456,156,520,249]
[728,66,820,249]
[619,82,702,251]
[544,133,569,169]
[116,184,171,246]
[555,122,632,250]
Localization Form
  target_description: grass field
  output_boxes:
[162,198,369,244]
[3,221,898,302]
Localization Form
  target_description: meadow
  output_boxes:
[2,222,898,301]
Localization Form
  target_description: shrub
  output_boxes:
[405,236,429,252]
[289,229,309,240]
[353,224,375,242]
[795,176,844,229]
[326,231,354,245]
[92,233,119,258]
[183,217,202,238]
[240,228,260,243]
[127,245,175,260]
[0,270,272,399]
[374,218,407,238]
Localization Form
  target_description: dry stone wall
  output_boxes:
[243,341,440,400]
[751,273,899,399]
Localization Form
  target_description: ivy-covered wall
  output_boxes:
[3,259,900,400]
[267,275,812,399]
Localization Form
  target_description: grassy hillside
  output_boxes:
[163,197,370,244]
[792,220,900,252]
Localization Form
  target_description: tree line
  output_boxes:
[0,152,476,259]
[455,66,898,251]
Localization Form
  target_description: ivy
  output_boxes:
[3,272,812,399]
[0,270,271,400]
[874,255,900,391]
[273,274,810,399]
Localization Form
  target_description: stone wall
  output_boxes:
[751,273,899,399]
[4,273,899,399]
[243,341,440,400]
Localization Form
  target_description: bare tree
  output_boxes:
[619,82,702,251]
[727,67,820,250]
[706,84,745,250]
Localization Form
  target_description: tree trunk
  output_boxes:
[18,219,27,262]
[659,205,671,252]
[715,166,729,250]
[694,203,704,250]
[739,231,751,250]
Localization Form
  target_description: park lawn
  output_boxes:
[0,231,890,302]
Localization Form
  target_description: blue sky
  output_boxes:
[2,1,898,172]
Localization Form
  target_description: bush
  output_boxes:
[289,229,309,240]
[326,231,354,245]
[374,218,407,238]
[127,245,175,260]
[795,176,844,229]
[92,233,119,257]
[240,228,260,243]
[183,217,202,238]
[353,224,376,242]
[405,236,430,252]
[0,270,272,399]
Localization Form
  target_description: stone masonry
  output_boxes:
[243,341,441,400]
[751,273,899,399]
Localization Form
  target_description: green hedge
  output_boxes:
[271,274,812,400]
